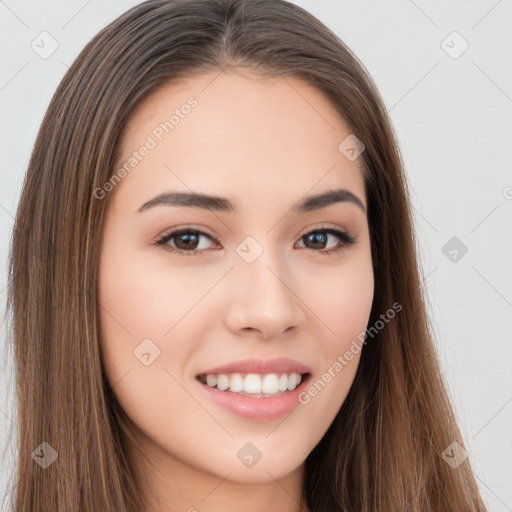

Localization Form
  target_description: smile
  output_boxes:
[196,372,312,420]
[197,372,306,397]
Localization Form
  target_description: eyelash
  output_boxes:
[154,224,357,257]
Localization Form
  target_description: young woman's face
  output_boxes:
[99,69,374,492]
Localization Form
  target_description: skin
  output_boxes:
[98,68,374,512]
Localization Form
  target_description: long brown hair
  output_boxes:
[4,0,488,510]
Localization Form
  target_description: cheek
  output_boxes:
[97,241,219,390]
[331,269,374,346]
[97,237,172,387]
[97,248,200,432]
[96,225,375,481]
[298,250,374,394]
[99,242,195,340]
[302,253,374,348]
[99,227,374,385]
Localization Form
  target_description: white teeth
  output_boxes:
[262,374,279,394]
[201,372,305,396]
[230,373,244,393]
[217,374,230,391]
[278,374,288,392]
[244,374,262,393]
[287,373,301,390]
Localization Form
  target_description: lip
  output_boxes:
[196,357,312,377]
[196,372,312,420]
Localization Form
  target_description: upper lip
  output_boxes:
[197,357,312,376]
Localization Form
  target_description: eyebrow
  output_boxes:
[137,187,366,214]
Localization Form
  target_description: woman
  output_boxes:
[5,0,488,510]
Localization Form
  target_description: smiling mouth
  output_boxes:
[196,372,311,398]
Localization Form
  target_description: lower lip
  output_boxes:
[196,374,312,421]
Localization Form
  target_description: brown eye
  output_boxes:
[296,228,356,255]
[154,226,356,257]
[155,228,218,256]
[303,231,329,250]
[173,232,201,250]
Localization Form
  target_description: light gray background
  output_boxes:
[1,1,511,510]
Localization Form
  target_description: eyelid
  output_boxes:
[297,223,357,250]
[157,224,218,242]
[154,225,221,254]
[297,222,351,238]
[154,223,357,255]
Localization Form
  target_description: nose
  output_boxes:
[223,251,306,340]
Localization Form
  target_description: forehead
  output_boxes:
[111,69,366,213]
